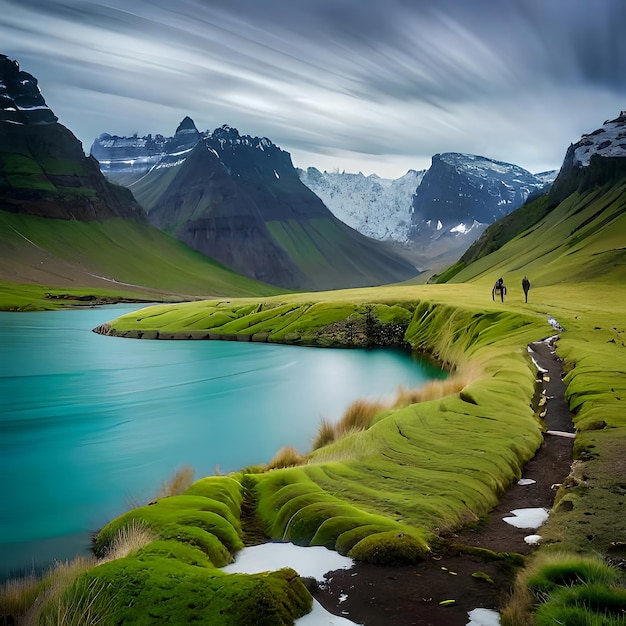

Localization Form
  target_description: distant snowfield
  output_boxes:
[298,167,425,242]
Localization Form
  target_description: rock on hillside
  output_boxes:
[0,54,145,222]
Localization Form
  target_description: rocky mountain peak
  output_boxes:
[569,111,626,168]
[0,54,58,125]
[175,116,198,135]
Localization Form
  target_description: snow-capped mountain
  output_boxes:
[297,168,425,242]
[534,170,559,185]
[550,110,626,202]
[410,152,548,236]
[91,116,201,183]
[90,118,417,290]
[0,54,57,125]
[569,111,626,167]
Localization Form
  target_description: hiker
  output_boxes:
[522,276,531,303]
[492,277,506,302]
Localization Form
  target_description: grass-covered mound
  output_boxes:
[75,286,554,620]
[503,550,626,625]
[36,474,312,625]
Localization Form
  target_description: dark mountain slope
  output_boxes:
[0,54,280,304]
[118,122,418,291]
[0,54,145,222]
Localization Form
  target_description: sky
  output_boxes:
[1,0,625,178]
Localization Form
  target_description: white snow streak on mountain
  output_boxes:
[298,168,425,242]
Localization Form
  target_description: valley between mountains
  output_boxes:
[1,52,625,625]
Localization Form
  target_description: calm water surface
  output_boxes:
[0,305,445,577]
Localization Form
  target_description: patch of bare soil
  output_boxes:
[312,336,574,625]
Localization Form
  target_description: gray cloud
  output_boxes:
[1,0,625,177]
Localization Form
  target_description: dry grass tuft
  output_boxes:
[17,556,99,625]
[157,464,195,498]
[267,446,306,470]
[0,574,40,623]
[311,418,337,450]
[393,373,469,408]
[336,399,384,435]
[310,370,474,451]
[38,577,114,626]
[101,520,157,562]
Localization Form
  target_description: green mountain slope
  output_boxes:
[123,127,418,291]
[438,162,626,288]
[0,210,281,309]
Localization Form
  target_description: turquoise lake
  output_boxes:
[0,305,445,578]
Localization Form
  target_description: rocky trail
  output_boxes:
[313,335,575,625]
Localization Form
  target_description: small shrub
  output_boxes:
[311,418,336,450]
[534,583,626,626]
[157,465,195,498]
[267,446,306,470]
[527,555,620,597]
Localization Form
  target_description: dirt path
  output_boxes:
[313,336,574,625]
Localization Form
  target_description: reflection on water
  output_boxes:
[0,305,445,577]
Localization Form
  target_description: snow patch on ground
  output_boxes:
[524,534,543,545]
[222,542,353,580]
[502,508,549,529]
[222,543,360,625]
[466,607,501,625]
[517,478,536,486]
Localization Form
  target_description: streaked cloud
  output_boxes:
[1,0,624,177]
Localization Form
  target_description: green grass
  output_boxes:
[0,210,283,310]
[503,550,625,625]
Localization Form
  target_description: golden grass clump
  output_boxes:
[0,574,40,623]
[312,418,337,450]
[336,399,385,435]
[267,446,306,470]
[15,556,99,625]
[101,519,157,562]
[393,372,471,408]
[157,464,195,498]
[37,577,114,626]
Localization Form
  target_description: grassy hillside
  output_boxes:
[0,210,282,309]
[440,162,626,287]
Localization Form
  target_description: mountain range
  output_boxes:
[298,154,555,274]
[0,54,280,303]
[438,110,626,285]
[91,120,418,291]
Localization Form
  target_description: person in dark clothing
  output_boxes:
[492,277,506,302]
[522,276,531,303]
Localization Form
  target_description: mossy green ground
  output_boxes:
[94,278,625,622]
[6,178,625,622]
